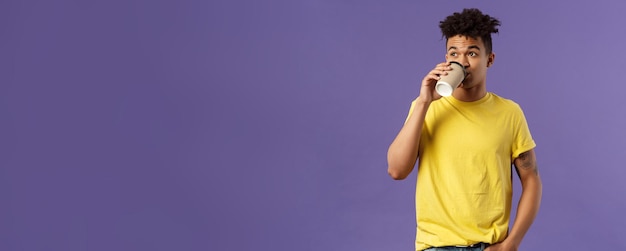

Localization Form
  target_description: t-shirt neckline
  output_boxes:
[444,92,492,106]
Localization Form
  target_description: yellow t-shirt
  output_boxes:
[405,93,536,251]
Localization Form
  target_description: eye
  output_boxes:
[450,52,457,57]
[469,52,478,57]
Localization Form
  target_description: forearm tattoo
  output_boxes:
[517,151,538,175]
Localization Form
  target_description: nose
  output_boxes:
[457,56,470,69]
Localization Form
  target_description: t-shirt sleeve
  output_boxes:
[511,106,536,159]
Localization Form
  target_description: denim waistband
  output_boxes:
[437,242,490,249]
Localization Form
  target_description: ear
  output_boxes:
[487,52,495,67]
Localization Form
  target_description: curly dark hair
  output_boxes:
[439,8,501,54]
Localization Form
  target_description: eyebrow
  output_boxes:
[448,45,481,51]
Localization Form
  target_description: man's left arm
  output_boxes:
[487,149,543,251]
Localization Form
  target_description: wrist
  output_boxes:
[415,96,432,106]
[502,235,522,249]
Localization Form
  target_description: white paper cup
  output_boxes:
[435,61,466,97]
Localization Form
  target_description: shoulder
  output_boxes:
[489,93,524,111]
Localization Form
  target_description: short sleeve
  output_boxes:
[511,107,536,159]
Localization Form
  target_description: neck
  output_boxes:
[452,84,487,102]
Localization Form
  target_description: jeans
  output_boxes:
[423,242,489,251]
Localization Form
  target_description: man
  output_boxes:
[387,9,542,251]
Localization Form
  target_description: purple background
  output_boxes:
[1,0,625,250]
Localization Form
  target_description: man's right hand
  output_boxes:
[417,62,452,104]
